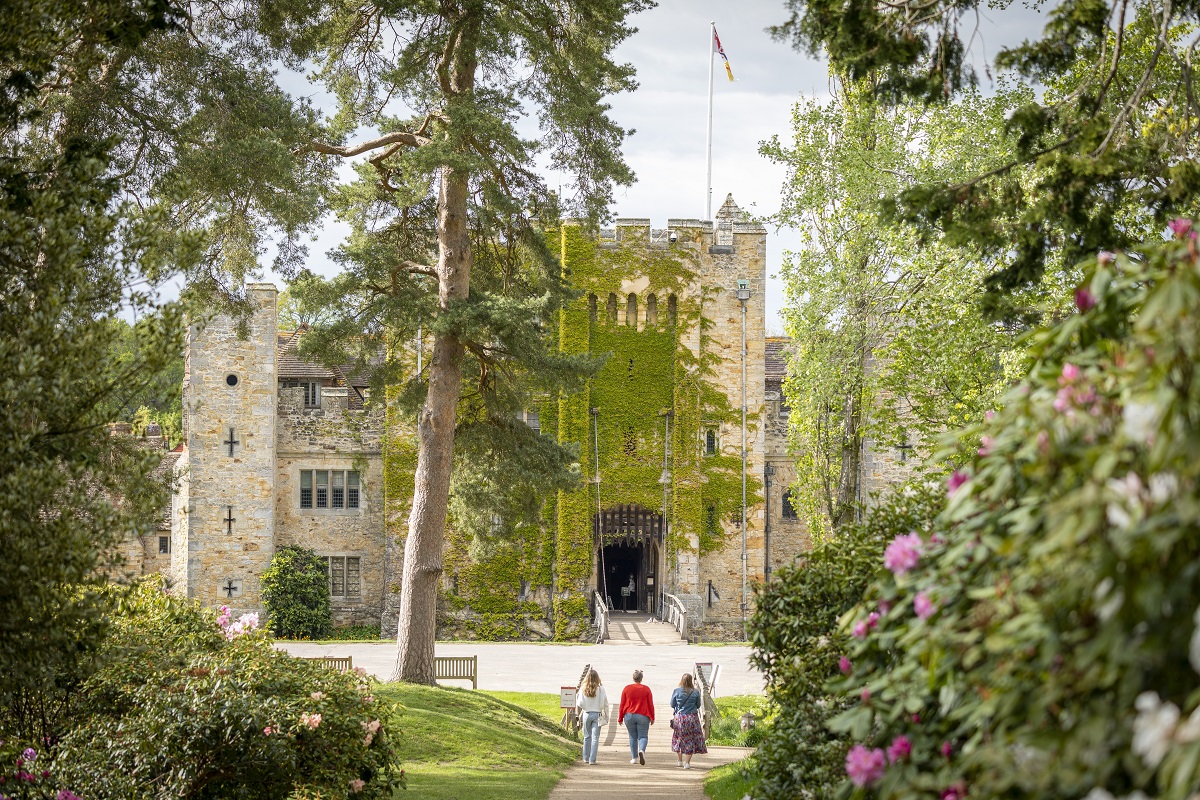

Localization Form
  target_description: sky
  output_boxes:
[264,0,1048,335]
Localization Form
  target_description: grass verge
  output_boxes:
[377,683,577,799]
[704,758,756,800]
[481,691,572,730]
[707,695,771,747]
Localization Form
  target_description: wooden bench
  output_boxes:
[434,655,478,689]
[305,656,354,672]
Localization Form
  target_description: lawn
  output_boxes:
[377,683,578,799]
[481,690,573,729]
[704,758,756,800]
[706,694,771,747]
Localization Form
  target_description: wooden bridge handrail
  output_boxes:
[592,591,609,643]
[663,592,688,641]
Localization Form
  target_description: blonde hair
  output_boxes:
[583,669,602,698]
[679,673,695,690]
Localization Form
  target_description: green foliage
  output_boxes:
[707,695,773,747]
[705,759,758,800]
[747,481,944,799]
[56,579,403,799]
[830,232,1200,798]
[323,624,382,641]
[261,545,333,640]
[770,0,1200,315]
[764,82,1031,536]
[0,0,186,745]
[100,318,184,446]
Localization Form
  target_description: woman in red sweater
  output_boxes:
[617,669,655,764]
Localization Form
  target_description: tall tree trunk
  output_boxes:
[391,16,477,683]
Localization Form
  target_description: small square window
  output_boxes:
[782,488,798,520]
[315,470,328,509]
[300,470,313,509]
[158,536,170,554]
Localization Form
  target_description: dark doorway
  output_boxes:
[603,542,644,612]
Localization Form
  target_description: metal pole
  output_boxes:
[740,295,748,624]
[592,408,607,607]
[660,411,671,620]
[706,21,715,220]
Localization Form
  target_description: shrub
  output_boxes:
[53,579,402,799]
[830,232,1200,798]
[261,545,333,639]
[746,481,944,799]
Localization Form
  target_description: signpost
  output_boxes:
[695,662,714,685]
[560,686,578,709]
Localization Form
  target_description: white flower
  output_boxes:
[1132,691,1180,767]
[1093,578,1124,622]
[1108,473,1144,503]
[1106,504,1133,530]
[1084,790,1115,800]
[1191,606,1200,676]
[1176,707,1200,743]
[1148,473,1179,505]
[1123,400,1161,444]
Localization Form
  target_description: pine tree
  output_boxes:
[272,0,650,683]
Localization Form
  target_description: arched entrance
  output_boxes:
[595,504,663,614]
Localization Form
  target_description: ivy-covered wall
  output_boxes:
[384,204,769,641]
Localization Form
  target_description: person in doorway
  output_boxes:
[670,673,708,768]
[618,669,654,764]
[625,574,635,611]
[576,669,608,765]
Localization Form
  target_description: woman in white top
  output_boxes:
[576,669,609,764]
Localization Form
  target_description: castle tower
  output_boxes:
[173,284,278,614]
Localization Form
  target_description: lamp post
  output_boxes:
[736,279,751,624]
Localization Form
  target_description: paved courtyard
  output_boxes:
[278,613,767,696]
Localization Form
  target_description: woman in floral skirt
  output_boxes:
[669,673,707,768]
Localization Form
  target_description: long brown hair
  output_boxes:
[679,673,695,690]
[583,669,602,698]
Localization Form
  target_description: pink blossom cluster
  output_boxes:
[218,610,259,640]
[884,532,923,576]
[947,470,969,496]
[349,778,366,793]
[845,744,886,787]
[838,655,853,674]
[299,712,322,730]
[262,724,279,736]
[1169,218,1194,239]
[1053,363,1101,416]
[914,592,937,620]
[362,718,382,746]
[941,782,967,800]
[886,735,912,763]
[853,611,881,638]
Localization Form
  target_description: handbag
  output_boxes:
[669,717,678,730]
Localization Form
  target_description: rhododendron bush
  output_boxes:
[52,579,403,799]
[826,231,1200,799]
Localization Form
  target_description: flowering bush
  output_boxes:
[0,741,81,799]
[829,230,1200,798]
[261,545,333,639]
[52,579,402,798]
[746,481,945,799]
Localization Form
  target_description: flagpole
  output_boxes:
[706,20,714,220]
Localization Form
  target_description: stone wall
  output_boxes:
[275,385,385,626]
[175,283,278,617]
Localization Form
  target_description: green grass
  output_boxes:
[480,691,572,730]
[704,758,756,800]
[707,695,771,747]
[377,683,577,799]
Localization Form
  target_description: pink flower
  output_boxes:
[947,471,969,496]
[223,612,259,640]
[977,435,993,457]
[22,748,35,762]
[1169,218,1193,238]
[845,744,886,787]
[886,735,912,763]
[1097,250,1115,265]
[867,612,880,629]
[852,620,869,638]
[58,792,82,800]
[300,712,322,730]
[362,695,375,703]
[942,782,967,800]
[884,532,923,575]
[838,656,853,675]
[914,592,937,620]
[310,692,325,701]
[1075,287,1096,312]
[1061,363,1080,383]
[911,713,921,723]
[349,778,366,793]
[941,741,953,758]
[860,687,871,702]
[985,410,995,421]
[263,726,274,735]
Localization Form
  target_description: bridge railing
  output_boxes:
[592,591,609,643]
[663,592,688,641]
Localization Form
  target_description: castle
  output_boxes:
[147,196,909,639]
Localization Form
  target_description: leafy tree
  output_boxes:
[261,546,334,640]
[830,229,1200,799]
[763,80,1028,535]
[770,0,1200,318]
[101,318,184,444]
[0,0,186,745]
[271,0,650,681]
[748,480,944,799]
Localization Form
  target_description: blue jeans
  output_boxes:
[581,711,601,763]
[624,713,650,759]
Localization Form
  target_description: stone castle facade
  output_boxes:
[146,196,910,638]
